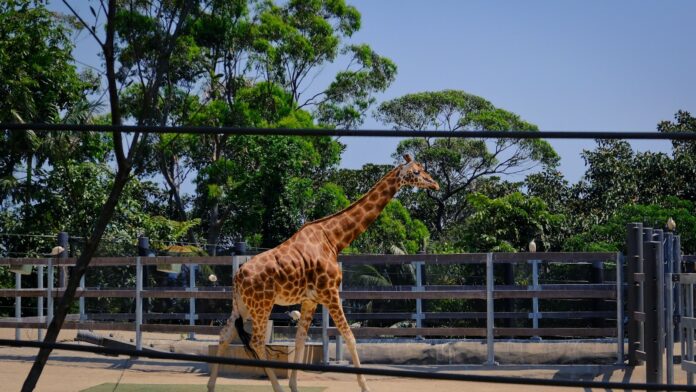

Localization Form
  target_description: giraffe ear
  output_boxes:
[403,154,412,163]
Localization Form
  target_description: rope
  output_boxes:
[4,123,696,140]
[0,338,692,391]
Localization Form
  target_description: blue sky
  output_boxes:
[55,0,696,183]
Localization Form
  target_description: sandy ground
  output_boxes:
[0,328,688,392]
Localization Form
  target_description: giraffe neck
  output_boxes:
[321,166,402,252]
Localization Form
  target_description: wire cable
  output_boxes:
[3,123,696,140]
[0,338,691,391]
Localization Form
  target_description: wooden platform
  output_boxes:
[209,342,323,378]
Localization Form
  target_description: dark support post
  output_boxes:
[503,263,514,327]
[137,237,149,314]
[627,223,643,365]
[644,241,663,384]
[57,232,68,288]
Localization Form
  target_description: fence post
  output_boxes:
[322,305,329,365]
[529,259,540,337]
[626,222,642,365]
[486,252,496,365]
[616,252,624,365]
[412,260,425,338]
[136,236,148,352]
[79,275,86,321]
[644,240,662,384]
[336,261,344,362]
[15,269,21,340]
[57,232,68,289]
[37,264,44,341]
[674,235,682,342]
[188,263,197,340]
[47,255,53,327]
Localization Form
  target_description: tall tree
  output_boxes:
[376,90,558,238]
[23,1,198,389]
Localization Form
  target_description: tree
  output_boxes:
[564,197,696,254]
[375,90,559,239]
[23,1,199,389]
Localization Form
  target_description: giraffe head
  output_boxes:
[398,154,440,191]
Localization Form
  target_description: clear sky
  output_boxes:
[55,0,696,183]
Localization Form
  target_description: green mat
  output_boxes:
[81,384,325,392]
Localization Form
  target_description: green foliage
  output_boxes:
[453,192,565,252]
[377,90,558,240]
[565,198,696,253]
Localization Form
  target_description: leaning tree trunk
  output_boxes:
[21,165,132,391]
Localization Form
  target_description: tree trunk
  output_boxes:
[21,166,132,391]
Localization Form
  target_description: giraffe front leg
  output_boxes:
[289,301,317,392]
[326,293,370,392]
[208,314,240,392]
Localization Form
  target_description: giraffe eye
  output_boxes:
[413,170,420,175]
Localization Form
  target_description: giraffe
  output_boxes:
[208,154,439,392]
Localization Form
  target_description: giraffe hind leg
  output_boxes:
[207,314,240,392]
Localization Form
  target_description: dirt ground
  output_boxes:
[0,328,687,392]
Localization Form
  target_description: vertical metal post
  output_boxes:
[486,253,495,365]
[665,232,674,384]
[336,261,343,362]
[412,261,425,340]
[47,257,54,327]
[15,271,21,340]
[57,232,68,289]
[688,282,694,385]
[530,259,540,330]
[322,305,329,365]
[675,235,682,341]
[79,275,86,321]
[188,263,196,340]
[666,270,674,384]
[644,241,662,384]
[654,231,665,384]
[37,264,43,341]
[626,222,642,365]
[135,255,143,351]
[616,252,624,365]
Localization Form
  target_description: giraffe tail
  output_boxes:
[234,316,257,359]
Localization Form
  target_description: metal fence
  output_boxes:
[0,234,622,365]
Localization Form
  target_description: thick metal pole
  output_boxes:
[188,263,196,340]
[616,252,624,365]
[57,232,68,289]
[322,305,329,365]
[37,265,43,341]
[135,255,143,352]
[688,282,694,385]
[79,275,86,321]
[413,261,424,329]
[486,253,495,365]
[675,235,682,342]
[643,241,662,384]
[15,271,21,340]
[46,258,53,327]
[654,230,665,385]
[626,222,642,365]
[530,259,540,331]
[666,270,674,384]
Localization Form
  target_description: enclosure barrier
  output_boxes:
[1,234,622,366]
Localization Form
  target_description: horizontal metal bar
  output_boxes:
[636,351,647,361]
[681,317,696,329]
[7,123,696,140]
[674,274,696,284]
[683,360,696,374]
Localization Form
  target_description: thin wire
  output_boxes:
[0,339,689,391]
[4,123,696,140]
